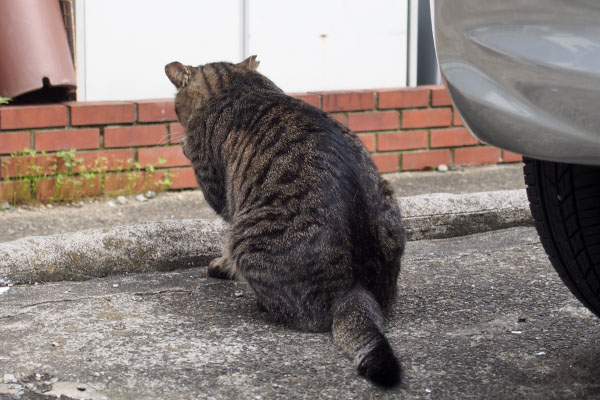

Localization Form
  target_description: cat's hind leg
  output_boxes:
[207,256,234,279]
[207,238,236,280]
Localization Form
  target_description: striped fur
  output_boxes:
[165,56,406,386]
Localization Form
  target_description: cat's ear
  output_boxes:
[165,61,192,89]
[238,55,260,71]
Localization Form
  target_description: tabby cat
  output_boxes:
[165,56,406,387]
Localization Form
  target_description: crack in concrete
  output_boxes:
[0,289,198,320]
[133,289,194,296]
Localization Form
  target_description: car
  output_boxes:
[432,0,600,317]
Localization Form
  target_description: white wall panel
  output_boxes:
[246,0,409,92]
[76,0,243,101]
[75,0,410,100]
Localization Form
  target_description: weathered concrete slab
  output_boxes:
[0,190,532,283]
[0,220,224,283]
[1,227,598,399]
[400,189,531,240]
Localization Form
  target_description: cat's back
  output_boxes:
[224,90,381,218]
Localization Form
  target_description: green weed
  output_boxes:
[1,148,172,205]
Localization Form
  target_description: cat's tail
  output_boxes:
[332,284,401,387]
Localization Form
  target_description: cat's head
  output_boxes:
[165,55,274,126]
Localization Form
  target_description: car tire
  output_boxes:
[524,158,600,317]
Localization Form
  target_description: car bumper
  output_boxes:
[433,0,600,166]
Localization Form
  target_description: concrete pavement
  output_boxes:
[1,227,599,399]
[3,163,598,399]
[0,164,530,283]
[0,189,530,284]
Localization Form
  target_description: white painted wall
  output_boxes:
[246,0,409,92]
[75,0,244,101]
[75,0,415,101]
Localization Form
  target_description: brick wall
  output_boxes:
[0,85,521,202]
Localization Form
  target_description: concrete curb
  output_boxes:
[0,189,532,283]
[400,189,531,240]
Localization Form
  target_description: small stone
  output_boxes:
[0,201,11,210]
[0,287,9,295]
[3,373,17,384]
[46,203,53,209]
[517,317,527,323]
[136,194,148,202]
[112,284,119,288]
[145,190,156,199]
[425,388,432,394]
[536,351,546,356]
[116,196,128,205]
[510,330,522,335]
[107,200,117,207]
[234,290,244,297]
[51,342,61,347]
[437,164,449,172]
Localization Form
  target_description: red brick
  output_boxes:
[378,130,428,151]
[321,91,375,112]
[371,153,399,173]
[0,180,30,202]
[70,149,136,173]
[0,154,58,178]
[104,170,167,195]
[138,146,190,168]
[377,87,430,109]
[402,108,452,129]
[34,128,100,152]
[328,113,345,126]
[35,175,102,202]
[453,110,464,126]
[348,111,398,132]
[137,99,177,122]
[454,146,501,165]
[0,150,134,178]
[430,128,478,148]
[357,134,375,152]
[169,123,185,144]
[402,150,451,171]
[68,102,135,126]
[103,172,141,194]
[104,125,167,148]
[167,167,197,189]
[431,86,453,106]
[502,150,523,163]
[0,131,30,154]
[0,104,67,129]
[290,93,321,108]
